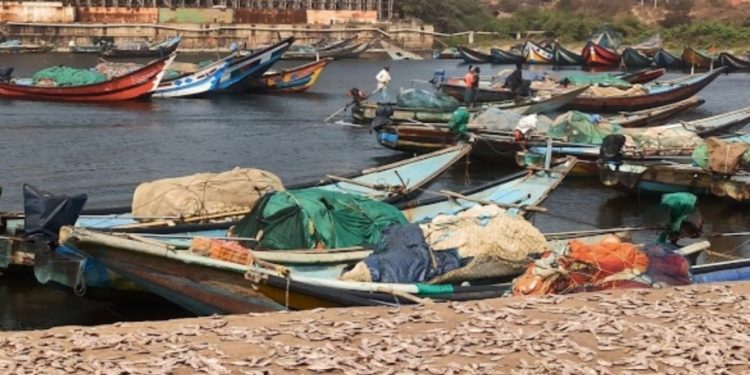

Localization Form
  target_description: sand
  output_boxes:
[1,281,749,374]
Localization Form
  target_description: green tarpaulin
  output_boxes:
[547,111,622,145]
[232,189,408,250]
[32,66,107,87]
[448,107,470,134]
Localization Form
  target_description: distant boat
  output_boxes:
[718,52,750,71]
[0,40,52,53]
[552,43,584,66]
[101,36,181,59]
[681,47,716,70]
[246,58,332,93]
[653,49,684,69]
[490,47,523,64]
[581,41,621,66]
[456,45,494,64]
[522,41,553,64]
[620,47,653,68]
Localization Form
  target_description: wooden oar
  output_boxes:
[439,190,547,212]
[324,88,379,123]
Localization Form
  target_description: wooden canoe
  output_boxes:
[59,159,576,314]
[457,46,494,64]
[101,36,181,59]
[0,54,174,102]
[354,86,588,124]
[581,41,621,66]
[563,68,724,112]
[718,52,750,71]
[247,58,331,93]
[620,47,653,68]
[653,49,684,69]
[617,68,665,85]
[682,48,716,70]
[375,97,709,162]
[553,44,584,66]
[490,47,523,64]
[523,41,554,64]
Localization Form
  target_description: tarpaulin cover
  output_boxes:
[360,224,462,283]
[512,236,691,296]
[547,111,622,144]
[32,66,107,87]
[396,88,459,111]
[23,184,87,243]
[624,126,703,156]
[232,189,407,250]
[692,136,750,173]
[562,73,631,88]
[448,107,470,133]
[469,107,523,131]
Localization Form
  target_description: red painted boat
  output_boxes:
[619,68,666,85]
[0,54,174,102]
[581,42,621,66]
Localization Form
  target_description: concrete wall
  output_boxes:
[306,10,378,24]
[77,7,158,23]
[158,8,233,24]
[0,1,75,23]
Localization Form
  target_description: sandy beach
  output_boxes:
[1,281,748,374]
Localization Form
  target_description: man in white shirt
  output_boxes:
[375,66,391,102]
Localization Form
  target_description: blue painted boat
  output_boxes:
[60,158,576,314]
[215,37,294,93]
[153,59,229,98]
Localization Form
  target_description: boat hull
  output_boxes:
[457,46,493,64]
[153,60,228,98]
[553,44,584,65]
[653,49,684,69]
[101,37,180,58]
[247,58,331,93]
[216,37,294,92]
[582,42,621,66]
[682,48,716,70]
[621,47,653,68]
[490,48,522,64]
[718,52,750,71]
[523,42,553,64]
[0,54,174,102]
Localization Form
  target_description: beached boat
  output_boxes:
[316,36,357,51]
[59,159,576,314]
[564,68,724,112]
[599,161,750,201]
[246,58,331,93]
[682,47,716,70]
[376,97,720,163]
[653,49,684,69]
[523,41,553,64]
[630,34,663,57]
[153,59,229,98]
[456,46,494,64]
[620,47,653,68]
[490,47,523,64]
[552,44,584,66]
[281,41,368,60]
[617,68,665,84]
[101,36,181,58]
[0,40,53,53]
[581,42,621,66]
[0,54,174,102]
[718,52,750,71]
[69,45,104,54]
[353,85,589,124]
[215,37,294,92]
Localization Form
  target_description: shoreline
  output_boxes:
[2,281,748,373]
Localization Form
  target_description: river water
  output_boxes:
[1,54,749,329]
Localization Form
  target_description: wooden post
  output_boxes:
[468,31,474,45]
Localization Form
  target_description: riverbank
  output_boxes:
[2,281,748,373]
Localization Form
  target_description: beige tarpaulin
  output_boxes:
[132,167,284,221]
[706,137,750,174]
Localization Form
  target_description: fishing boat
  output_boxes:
[522,41,553,64]
[101,36,181,58]
[215,37,294,93]
[281,41,367,60]
[456,46,494,64]
[58,159,576,314]
[620,47,653,68]
[630,34,663,57]
[490,47,523,64]
[653,49,684,69]
[0,54,174,102]
[552,44,584,66]
[599,161,750,201]
[69,45,103,54]
[682,47,716,70]
[435,47,460,59]
[316,36,357,51]
[563,68,724,112]
[152,59,229,98]
[246,58,331,93]
[0,40,53,53]
[376,97,715,163]
[581,41,621,66]
[353,86,589,124]
[617,68,665,84]
[718,52,750,71]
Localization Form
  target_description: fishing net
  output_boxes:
[448,107,470,133]
[547,111,622,145]
[584,84,647,97]
[624,126,703,156]
[396,88,459,111]
[692,136,750,173]
[31,66,107,87]
[561,73,631,88]
[232,189,407,250]
[132,167,284,222]
[94,62,143,80]
[512,236,691,296]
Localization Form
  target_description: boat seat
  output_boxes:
[0,66,13,82]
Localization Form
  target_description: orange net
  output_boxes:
[190,237,254,265]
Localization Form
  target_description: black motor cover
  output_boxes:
[23,184,87,244]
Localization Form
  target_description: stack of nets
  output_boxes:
[623,126,703,156]
[547,111,622,144]
[94,62,143,80]
[692,136,750,174]
[512,236,691,296]
[583,84,647,97]
[396,88,459,111]
[32,66,107,87]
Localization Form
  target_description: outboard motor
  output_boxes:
[428,69,446,86]
[371,103,394,133]
[600,134,627,167]
[0,66,13,83]
[23,184,87,245]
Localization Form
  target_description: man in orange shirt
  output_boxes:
[463,65,474,105]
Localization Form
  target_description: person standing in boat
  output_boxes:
[470,66,480,108]
[463,65,474,105]
[504,61,524,98]
[375,66,392,102]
